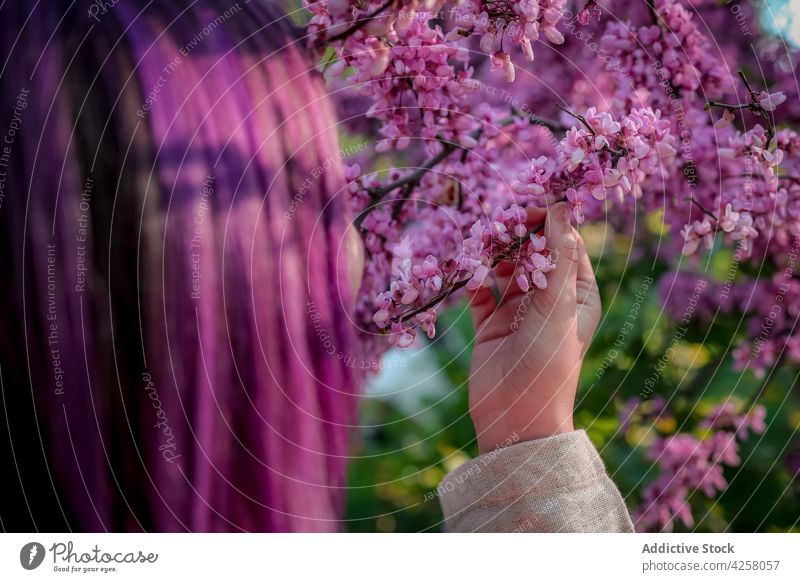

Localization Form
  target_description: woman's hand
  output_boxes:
[467,202,600,453]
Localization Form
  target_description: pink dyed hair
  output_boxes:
[0,0,361,531]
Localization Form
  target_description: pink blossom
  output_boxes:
[466,263,491,291]
[757,91,787,112]
[714,108,735,130]
[491,51,515,83]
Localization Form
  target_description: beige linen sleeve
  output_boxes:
[438,430,634,532]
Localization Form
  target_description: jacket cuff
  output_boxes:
[438,430,634,532]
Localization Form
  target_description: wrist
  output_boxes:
[472,410,575,454]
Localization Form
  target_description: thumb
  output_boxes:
[539,202,579,311]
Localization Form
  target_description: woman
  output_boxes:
[0,0,630,532]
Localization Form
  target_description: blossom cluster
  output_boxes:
[308,0,797,360]
[306,1,572,151]
[307,1,477,151]
[310,0,797,348]
[513,107,677,223]
[371,206,554,346]
[680,124,791,259]
[307,0,799,530]
[633,402,766,532]
[449,0,568,77]
[600,0,731,107]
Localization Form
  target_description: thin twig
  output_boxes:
[369,141,458,199]
[356,111,566,227]
[705,101,753,111]
[738,70,757,99]
[511,106,564,132]
[326,0,395,44]
[355,140,459,227]
[645,0,658,23]
[688,197,719,222]
[556,104,595,136]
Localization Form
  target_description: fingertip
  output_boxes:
[524,206,547,226]
[545,201,571,239]
[553,201,570,224]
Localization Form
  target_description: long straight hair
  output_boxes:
[0,0,361,531]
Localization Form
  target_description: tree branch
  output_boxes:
[355,111,566,227]
[325,0,395,44]
[556,104,595,135]
[688,197,719,222]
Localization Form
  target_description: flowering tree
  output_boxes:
[304,0,799,531]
